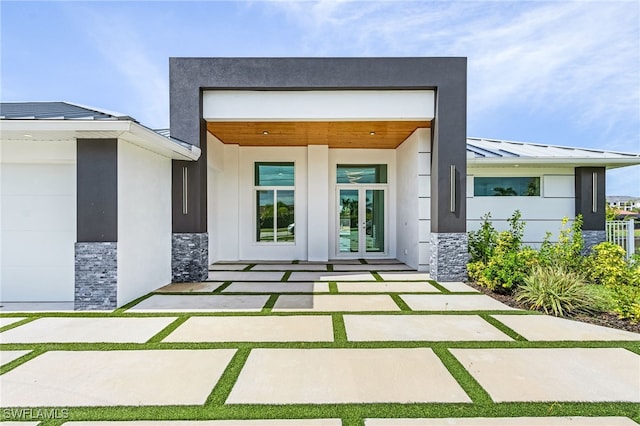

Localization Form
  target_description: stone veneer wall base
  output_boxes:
[429,232,468,282]
[172,233,209,282]
[74,242,117,311]
[582,230,606,255]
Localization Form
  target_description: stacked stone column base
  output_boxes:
[172,233,209,282]
[429,233,469,282]
[74,242,117,310]
[582,230,606,255]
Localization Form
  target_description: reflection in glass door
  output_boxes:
[338,188,385,256]
[365,189,384,253]
[338,189,359,253]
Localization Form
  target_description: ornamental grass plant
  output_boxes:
[515,266,607,317]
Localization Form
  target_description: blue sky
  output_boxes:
[2,0,639,195]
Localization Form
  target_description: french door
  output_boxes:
[337,186,386,256]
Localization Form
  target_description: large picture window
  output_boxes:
[474,177,540,197]
[255,162,295,242]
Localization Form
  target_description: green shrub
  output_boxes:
[609,284,640,323]
[584,241,640,322]
[584,242,628,287]
[467,260,486,284]
[474,211,534,293]
[468,213,498,263]
[537,216,584,271]
[481,244,537,293]
[516,266,607,317]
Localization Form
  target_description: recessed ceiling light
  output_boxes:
[262,131,269,135]
[370,131,376,136]
[23,134,33,138]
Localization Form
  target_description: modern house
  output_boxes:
[2,57,639,310]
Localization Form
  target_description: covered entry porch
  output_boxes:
[169,57,468,283]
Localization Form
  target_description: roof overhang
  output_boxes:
[203,89,434,149]
[468,156,640,169]
[0,120,200,161]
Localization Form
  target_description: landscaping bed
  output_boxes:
[466,211,640,334]
[466,280,640,334]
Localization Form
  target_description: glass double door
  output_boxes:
[338,187,386,256]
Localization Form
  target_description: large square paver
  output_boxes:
[272,295,400,312]
[492,314,640,341]
[401,294,516,311]
[128,295,269,312]
[288,271,376,281]
[332,263,412,271]
[365,417,638,425]
[251,263,329,271]
[337,281,439,293]
[0,317,27,328]
[344,315,512,341]
[208,271,284,281]
[451,348,640,402]
[436,281,480,293]
[0,317,176,343]
[155,282,224,293]
[0,349,236,406]
[0,422,40,426]
[0,350,30,366]
[378,272,430,281]
[222,281,329,293]
[227,348,471,404]
[209,263,251,271]
[164,316,334,342]
[65,421,342,426]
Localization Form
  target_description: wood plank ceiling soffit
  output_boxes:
[206,121,431,149]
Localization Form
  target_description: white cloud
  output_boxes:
[62,4,169,128]
[269,1,639,147]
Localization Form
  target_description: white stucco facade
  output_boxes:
[203,90,435,121]
[205,129,437,265]
[117,140,172,306]
[467,166,576,245]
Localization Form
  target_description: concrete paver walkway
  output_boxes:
[1,259,639,425]
[451,347,640,402]
[1,349,236,406]
[227,348,472,404]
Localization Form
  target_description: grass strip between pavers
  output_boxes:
[432,345,493,405]
[242,264,256,271]
[428,280,452,293]
[480,313,528,341]
[114,293,155,313]
[328,281,338,294]
[371,271,384,281]
[332,313,347,344]
[10,402,640,425]
[389,293,412,311]
[327,263,334,272]
[0,316,39,333]
[261,294,279,313]
[212,281,234,293]
[281,271,292,282]
[3,338,638,355]
[145,316,190,344]
[0,347,46,375]
[205,347,251,406]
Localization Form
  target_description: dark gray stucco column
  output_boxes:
[575,166,606,253]
[169,57,467,279]
[75,139,118,310]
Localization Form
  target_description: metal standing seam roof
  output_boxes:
[0,101,136,121]
[467,137,640,160]
[2,103,638,163]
